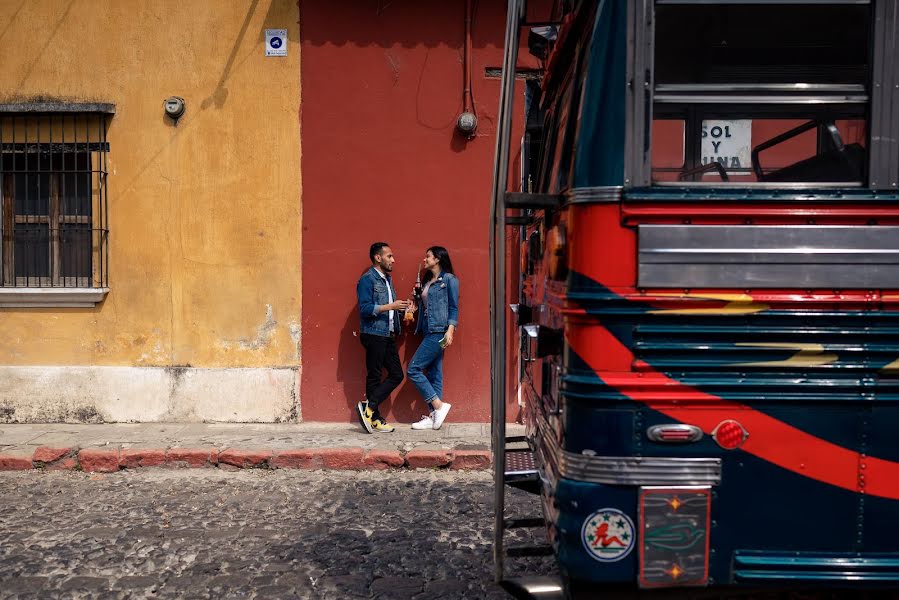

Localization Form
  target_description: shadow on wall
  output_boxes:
[336,306,426,424]
[337,307,366,411]
[259,0,298,44]
[122,0,299,196]
[202,0,298,111]
[300,0,550,48]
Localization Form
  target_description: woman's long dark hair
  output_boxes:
[422,246,454,283]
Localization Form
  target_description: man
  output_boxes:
[355,242,410,433]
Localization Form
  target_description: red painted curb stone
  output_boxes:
[0,447,496,471]
[271,449,318,469]
[32,447,73,465]
[0,454,33,471]
[450,450,492,470]
[319,448,366,469]
[405,449,454,469]
[78,449,121,473]
[33,447,79,471]
[166,448,218,468]
[364,449,405,470]
[119,449,167,469]
[218,449,272,469]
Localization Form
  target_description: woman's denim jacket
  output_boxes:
[416,272,460,335]
[357,266,401,337]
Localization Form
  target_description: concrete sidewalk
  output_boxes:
[0,422,520,473]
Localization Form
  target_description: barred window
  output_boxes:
[0,107,110,293]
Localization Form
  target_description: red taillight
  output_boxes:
[659,430,693,441]
[712,420,748,450]
[647,424,703,443]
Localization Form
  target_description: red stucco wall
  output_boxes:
[300,1,544,422]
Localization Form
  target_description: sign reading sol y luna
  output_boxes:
[701,119,751,173]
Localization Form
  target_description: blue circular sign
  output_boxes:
[270,37,283,49]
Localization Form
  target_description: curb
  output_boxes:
[0,447,492,473]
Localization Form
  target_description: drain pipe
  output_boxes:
[457,0,478,137]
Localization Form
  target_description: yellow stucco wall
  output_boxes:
[0,0,302,368]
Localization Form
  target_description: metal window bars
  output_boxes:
[0,109,110,288]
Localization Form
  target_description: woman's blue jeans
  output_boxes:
[407,332,445,407]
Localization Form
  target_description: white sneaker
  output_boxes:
[411,414,435,430]
[432,403,452,429]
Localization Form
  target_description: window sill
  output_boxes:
[0,287,109,308]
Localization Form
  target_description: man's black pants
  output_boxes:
[360,333,404,419]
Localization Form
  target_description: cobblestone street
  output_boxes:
[0,470,555,599]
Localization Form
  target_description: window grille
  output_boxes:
[0,110,109,288]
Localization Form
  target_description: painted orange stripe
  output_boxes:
[569,337,899,501]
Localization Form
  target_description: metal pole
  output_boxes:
[491,0,523,585]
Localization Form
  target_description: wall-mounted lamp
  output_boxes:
[164,96,186,122]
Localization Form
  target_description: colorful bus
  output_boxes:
[490,1,899,597]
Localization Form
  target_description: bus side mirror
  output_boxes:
[510,303,535,325]
[523,324,562,358]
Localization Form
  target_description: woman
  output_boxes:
[407,246,460,430]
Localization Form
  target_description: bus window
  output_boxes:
[650,119,685,182]
[652,117,868,183]
[649,2,870,186]
[654,4,869,88]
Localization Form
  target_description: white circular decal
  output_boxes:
[581,508,635,562]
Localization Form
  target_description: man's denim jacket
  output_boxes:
[415,272,460,335]
[357,266,401,337]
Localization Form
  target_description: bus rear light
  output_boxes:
[712,420,748,450]
[647,424,703,443]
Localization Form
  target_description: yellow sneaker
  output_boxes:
[356,401,374,434]
[371,418,395,433]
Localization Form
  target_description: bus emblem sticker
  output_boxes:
[581,508,635,562]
